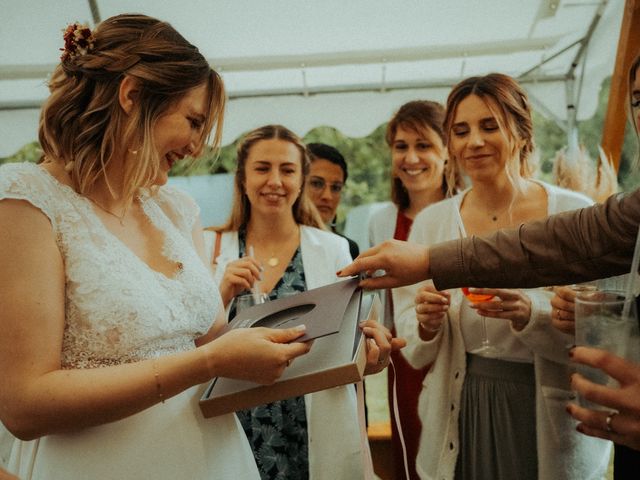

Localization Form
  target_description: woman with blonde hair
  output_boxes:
[392,74,608,479]
[368,100,462,479]
[204,124,402,480]
[0,15,311,480]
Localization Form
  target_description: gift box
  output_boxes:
[199,278,380,418]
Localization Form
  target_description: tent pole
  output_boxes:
[518,39,582,80]
[565,76,580,166]
[88,0,101,25]
[602,0,640,171]
[562,1,605,160]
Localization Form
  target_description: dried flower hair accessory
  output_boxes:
[60,22,95,62]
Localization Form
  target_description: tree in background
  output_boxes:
[3,78,637,219]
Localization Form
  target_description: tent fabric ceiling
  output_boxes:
[0,0,624,157]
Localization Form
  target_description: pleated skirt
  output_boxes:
[455,354,537,480]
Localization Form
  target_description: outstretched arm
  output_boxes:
[339,190,640,291]
[430,192,638,290]
[337,239,430,289]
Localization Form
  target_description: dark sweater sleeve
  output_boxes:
[430,189,640,290]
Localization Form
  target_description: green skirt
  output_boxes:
[455,354,537,480]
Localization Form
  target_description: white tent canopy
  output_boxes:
[0,0,624,157]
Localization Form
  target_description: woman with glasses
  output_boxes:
[307,142,359,259]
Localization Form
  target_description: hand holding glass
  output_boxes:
[574,290,633,409]
[462,287,503,357]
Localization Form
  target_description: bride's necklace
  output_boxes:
[88,197,127,226]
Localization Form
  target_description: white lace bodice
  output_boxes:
[0,163,220,368]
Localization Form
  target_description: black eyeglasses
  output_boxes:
[308,177,344,194]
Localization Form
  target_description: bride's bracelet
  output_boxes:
[153,358,165,403]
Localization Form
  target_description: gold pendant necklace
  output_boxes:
[247,225,299,269]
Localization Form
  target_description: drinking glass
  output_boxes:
[462,287,503,357]
[574,290,633,409]
[234,292,268,314]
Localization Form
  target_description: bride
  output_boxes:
[0,14,310,480]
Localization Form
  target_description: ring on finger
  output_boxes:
[605,411,618,433]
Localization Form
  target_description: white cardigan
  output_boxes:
[393,182,611,480]
[0,424,12,469]
[203,225,370,480]
[368,201,399,248]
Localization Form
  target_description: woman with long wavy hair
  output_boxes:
[368,100,462,480]
[0,15,311,480]
[204,124,403,480]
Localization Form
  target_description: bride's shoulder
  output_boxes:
[0,162,68,228]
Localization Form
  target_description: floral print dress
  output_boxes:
[229,230,309,480]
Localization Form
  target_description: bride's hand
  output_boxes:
[204,326,311,385]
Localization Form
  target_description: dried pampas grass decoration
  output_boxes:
[552,144,618,203]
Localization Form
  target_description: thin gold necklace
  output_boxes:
[88,197,127,226]
[248,225,299,268]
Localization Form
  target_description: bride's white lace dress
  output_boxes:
[1,163,259,480]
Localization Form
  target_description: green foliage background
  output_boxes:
[4,78,638,222]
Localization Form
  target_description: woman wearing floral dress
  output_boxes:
[203,124,401,480]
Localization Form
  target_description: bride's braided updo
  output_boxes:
[40,14,225,200]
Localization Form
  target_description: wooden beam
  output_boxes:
[602,0,640,170]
